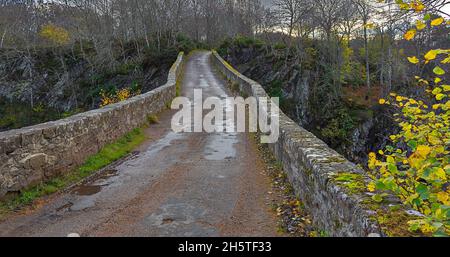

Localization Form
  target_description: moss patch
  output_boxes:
[376,209,420,237]
[332,172,366,194]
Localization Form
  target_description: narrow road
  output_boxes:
[0,51,280,237]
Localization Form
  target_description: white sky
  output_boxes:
[262,0,450,17]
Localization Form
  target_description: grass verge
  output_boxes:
[0,127,146,219]
[147,115,160,124]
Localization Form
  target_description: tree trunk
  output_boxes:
[0,29,6,48]
[363,23,370,100]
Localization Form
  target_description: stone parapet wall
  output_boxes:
[211,51,385,237]
[0,53,184,198]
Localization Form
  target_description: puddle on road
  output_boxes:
[72,185,102,196]
[71,169,119,196]
[204,133,238,161]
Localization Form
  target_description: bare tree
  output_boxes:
[352,0,373,98]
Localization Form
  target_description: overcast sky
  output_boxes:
[261,0,449,17]
[261,0,273,7]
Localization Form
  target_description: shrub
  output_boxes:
[100,84,141,107]
[368,2,449,236]
[274,43,287,50]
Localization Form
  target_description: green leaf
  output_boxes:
[433,230,448,237]
[388,163,398,173]
[409,222,420,232]
[375,181,386,190]
[372,194,384,203]
[424,13,431,21]
[387,156,395,164]
[416,184,429,199]
[407,140,418,150]
[433,66,445,75]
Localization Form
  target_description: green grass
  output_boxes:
[147,115,160,124]
[0,128,146,219]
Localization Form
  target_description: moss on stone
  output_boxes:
[332,172,366,194]
[360,189,422,237]
[320,156,347,164]
[376,209,420,237]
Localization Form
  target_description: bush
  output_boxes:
[368,3,449,236]
[320,107,355,147]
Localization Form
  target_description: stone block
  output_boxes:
[20,153,48,170]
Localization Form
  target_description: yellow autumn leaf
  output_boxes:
[437,192,449,204]
[431,17,444,26]
[404,29,416,41]
[442,56,450,64]
[411,1,425,12]
[399,3,409,10]
[436,93,446,101]
[424,50,437,61]
[428,135,441,145]
[367,182,376,192]
[416,145,431,157]
[379,98,386,105]
[416,20,426,30]
[432,87,442,95]
[435,168,447,181]
[408,56,419,64]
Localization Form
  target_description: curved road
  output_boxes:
[0,51,280,237]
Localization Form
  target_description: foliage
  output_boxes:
[147,115,160,124]
[341,40,366,86]
[39,24,70,45]
[368,1,449,236]
[233,35,265,49]
[216,36,265,57]
[320,107,355,147]
[274,43,287,50]
[0,99,63,131]
[175,33,207,53]
[99,85,141,108]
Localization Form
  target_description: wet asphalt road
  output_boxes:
[0,51,279,237]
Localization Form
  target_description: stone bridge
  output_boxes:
[0,51,388,237]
